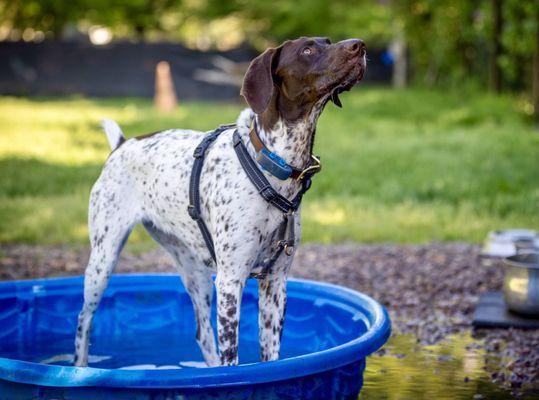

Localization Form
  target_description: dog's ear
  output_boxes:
[241,47,281,114]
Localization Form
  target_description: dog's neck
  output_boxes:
[236,99,326,179]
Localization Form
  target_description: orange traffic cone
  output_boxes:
[154,61,177,113]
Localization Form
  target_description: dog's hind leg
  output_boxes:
[168,249,219,366]
[74,182,138,367]
[142,222,219,366]
[177,263,219,366]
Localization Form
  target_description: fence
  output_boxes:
[0,41,391,100]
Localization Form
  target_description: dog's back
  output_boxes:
[92,124,209,243]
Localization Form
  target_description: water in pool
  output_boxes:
[6,333,312,369]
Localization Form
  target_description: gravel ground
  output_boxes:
[0,242,537,393]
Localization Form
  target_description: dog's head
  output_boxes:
[241,37,366,128]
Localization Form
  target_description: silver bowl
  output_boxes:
[503,251,539,316]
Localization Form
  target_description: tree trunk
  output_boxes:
[533,6,539,125]
[390,35,407,88]
[460,3,476,76]
[489,0,503,93]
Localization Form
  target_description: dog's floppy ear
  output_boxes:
[241,47,281,114]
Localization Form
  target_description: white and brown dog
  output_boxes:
[74,37,366,367]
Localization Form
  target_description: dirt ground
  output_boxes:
[1,242,537,394]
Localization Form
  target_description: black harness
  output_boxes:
[187,123,319,276]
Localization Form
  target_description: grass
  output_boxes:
[0,88,537,248]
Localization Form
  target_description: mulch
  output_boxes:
[1,242,537,393]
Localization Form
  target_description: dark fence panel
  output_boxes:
[0,41,391,100]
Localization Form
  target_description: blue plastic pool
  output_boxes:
[0,274,390,399]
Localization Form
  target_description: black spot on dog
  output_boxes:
[226,306,237,318]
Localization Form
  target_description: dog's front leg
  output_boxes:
[214,270,248,366]
[258,273,287,361]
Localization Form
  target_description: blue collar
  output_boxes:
[248,120,321,181]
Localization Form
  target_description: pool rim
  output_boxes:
[0,274,391,389]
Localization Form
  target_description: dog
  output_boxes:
[74,37,366,367]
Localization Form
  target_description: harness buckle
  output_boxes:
[297,155,322,181]
[193,145,205,158]
[187,205,199,220]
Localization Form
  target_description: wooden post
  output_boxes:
[154,61,177,113]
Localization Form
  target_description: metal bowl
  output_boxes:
[503,251,539,316]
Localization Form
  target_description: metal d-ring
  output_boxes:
[284,243,294,256]
[297,155,321,181]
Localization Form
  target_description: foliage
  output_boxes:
[0,0,185,37]
[393,0,538,90]
[195,0,392,45]
[190,0,538,91]
[0,89,537,248]
[499,0,538,90]
[1,1,537,91]
[392,0,487,86]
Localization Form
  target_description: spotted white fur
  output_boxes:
[74,98,332,367]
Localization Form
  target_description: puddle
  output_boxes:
[360,333,537,399]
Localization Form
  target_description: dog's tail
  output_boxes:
[101,119,126,151]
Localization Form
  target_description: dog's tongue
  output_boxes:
[331,89,342,108]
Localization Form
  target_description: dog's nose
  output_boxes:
[342,39,366,57]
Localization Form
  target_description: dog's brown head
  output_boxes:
[241,37,366,129]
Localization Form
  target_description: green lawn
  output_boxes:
[0,88,537,248]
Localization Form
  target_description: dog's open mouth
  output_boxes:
[329,59,366,108]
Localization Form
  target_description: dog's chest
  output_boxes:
[124,129,294,271]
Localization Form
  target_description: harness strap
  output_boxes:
[233,131,298,213]
[251,212,295,278]
[188,125,316,274]
[188,125,233,262]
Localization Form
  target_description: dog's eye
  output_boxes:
[302,47,313,55]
